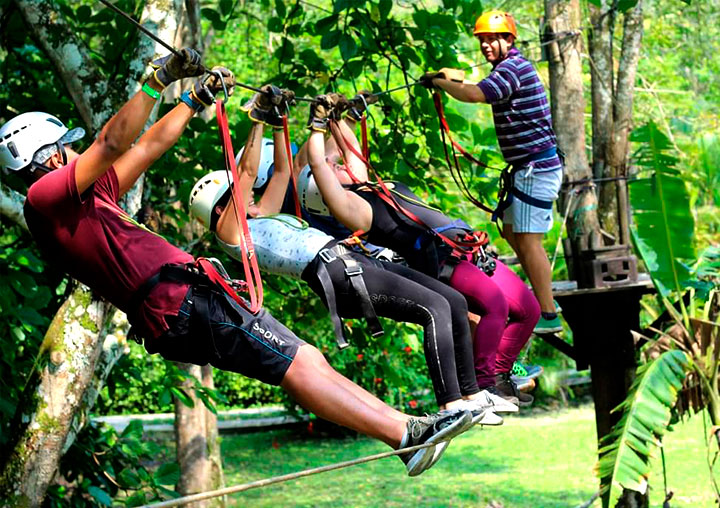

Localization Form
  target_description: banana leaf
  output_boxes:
[629,121,696,297]
[595,350,689,507]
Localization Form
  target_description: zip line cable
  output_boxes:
[140,440,443,508]
[98,0,318,100]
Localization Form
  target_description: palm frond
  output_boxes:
[596,350,689,507]
[629,121,696,299]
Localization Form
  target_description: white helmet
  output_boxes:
[297,164,331,216]
[0,112,85,171]
[188,170,232,231]
[235,137,275,190]
[234,138,299,190]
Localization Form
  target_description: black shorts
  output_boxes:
[148,286,304,385]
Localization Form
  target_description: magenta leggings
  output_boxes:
[448,259,541,388]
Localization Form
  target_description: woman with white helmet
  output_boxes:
[190,88,517,425]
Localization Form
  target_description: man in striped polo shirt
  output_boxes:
[423,11,563,334]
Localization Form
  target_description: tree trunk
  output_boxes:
[599,1,644,247]
[13,0,112,132]
[587,1,615,241]
[589,1,644,243]
[202,364,225,503]
[174,364,224,507]
[544,0,602,279]
[0,288,113,507]
[0,0,185,504]
[0,182,28,230]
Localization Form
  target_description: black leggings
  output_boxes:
[303,251,479,406]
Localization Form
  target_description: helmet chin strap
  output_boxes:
[28,142,68,175]
[498,36,510,60]
[57,141,68,165]
[28,162,53,176]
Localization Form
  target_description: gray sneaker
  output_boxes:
[399,409,473,476]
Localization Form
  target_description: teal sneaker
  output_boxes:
[534,314,563,334]
[510,361,543,380]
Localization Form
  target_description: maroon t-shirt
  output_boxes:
[24,160,193,340]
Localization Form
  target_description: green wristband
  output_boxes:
[142,82,162,100]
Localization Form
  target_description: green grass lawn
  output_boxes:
[217,405,715,507]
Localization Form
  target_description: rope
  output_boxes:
[562,174,634,187]
[141,441,441,508]
[550,189,577,272]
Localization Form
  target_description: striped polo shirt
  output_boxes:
[477,47,556,164]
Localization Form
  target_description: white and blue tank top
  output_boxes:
[218,214,333,279]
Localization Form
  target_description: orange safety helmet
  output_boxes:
[473,11,517,38]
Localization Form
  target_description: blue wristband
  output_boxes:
[180,90,204,113]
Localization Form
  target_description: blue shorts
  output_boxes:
[149,286,304,385]
[502,154,563,234]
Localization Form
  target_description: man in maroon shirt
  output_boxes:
[0,49,471,477]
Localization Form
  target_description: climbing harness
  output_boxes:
[327,119,492,271]
[127,257,250,351]
[491,145,559,224]
[431,91,501,217]
[315,243,384,349]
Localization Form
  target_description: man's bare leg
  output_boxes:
[281,345,407,447]
[513,232,555,313]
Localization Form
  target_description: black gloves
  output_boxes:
[308,93,349,132]
[242,84,296,128]
[418,71,445,89]
[150,48,204,88]
[191,66,236,107]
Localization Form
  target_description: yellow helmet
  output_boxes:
[473,11,517,38]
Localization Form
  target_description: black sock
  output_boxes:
[541,312,557,320]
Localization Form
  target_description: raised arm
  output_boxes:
[213,119,266,246]
[420,70,487,103]
[333,116,369,182]
[74,49,204,194]
[113,67,235,196]
[307,95,373,232]
[236,124,264,211]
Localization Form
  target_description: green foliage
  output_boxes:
[596,350,689,507]
[46,421,180,507]
[629,121,696,298]
[0,219,66,449]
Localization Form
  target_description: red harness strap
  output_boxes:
[281,114,302,218]
[431,91,498,216]
[360,115,370,161]
[327,120,489,258]
[216,99,264,314]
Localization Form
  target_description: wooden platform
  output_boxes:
[538,273,656,443]
[551,272,653,297]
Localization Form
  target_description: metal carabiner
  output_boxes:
[210,68,229,101]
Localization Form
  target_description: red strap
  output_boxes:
[360,115,369,161]
[282,115,302,219]
[327,120,487,256]
[432,92,488,167]
[431,92,497,215]
[216,100,264,314]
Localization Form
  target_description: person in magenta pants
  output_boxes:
[301,94,539,406]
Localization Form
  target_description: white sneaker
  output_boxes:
[453,400,504,426]
[471,390,519,414]
[476,410,504,426]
